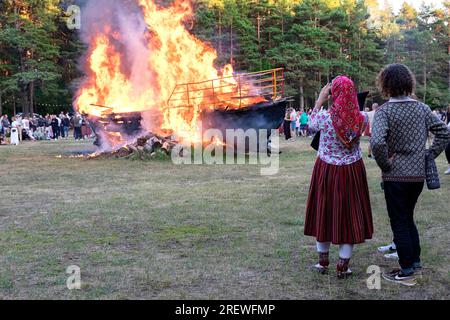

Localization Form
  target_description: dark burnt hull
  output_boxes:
[202,98,287,132]
[201,98,288,152]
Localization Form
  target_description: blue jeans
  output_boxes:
[384,181,424,274]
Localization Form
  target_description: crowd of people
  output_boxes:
[303,64,450,286]
[0,112,93,145]
[281,108,312,141]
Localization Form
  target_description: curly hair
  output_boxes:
[377,64,416,98]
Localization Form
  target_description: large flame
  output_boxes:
[74,0,265,145]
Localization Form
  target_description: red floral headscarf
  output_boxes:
[330,76,366,149]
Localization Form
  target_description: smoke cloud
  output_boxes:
[77,0,160,133]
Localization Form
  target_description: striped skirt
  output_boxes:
[304,158,374,244]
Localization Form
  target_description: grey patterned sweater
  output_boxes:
[371,100,450,182]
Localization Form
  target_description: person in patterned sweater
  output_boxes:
[371,64,450,287]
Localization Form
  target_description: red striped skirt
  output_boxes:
[304,158,374,244]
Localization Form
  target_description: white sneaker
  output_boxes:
[445,167,450,175]
[384,252,399,260]
[378,243,397,254]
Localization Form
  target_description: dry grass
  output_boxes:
[0,137,449,299]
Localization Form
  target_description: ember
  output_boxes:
[87,133,179,160]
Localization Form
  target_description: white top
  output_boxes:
[290,111,296,122]
[11,121,19,128]
[22,119,30,130]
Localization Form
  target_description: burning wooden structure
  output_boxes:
[86,68,286,156]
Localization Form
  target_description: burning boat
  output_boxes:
[74,0,287,153]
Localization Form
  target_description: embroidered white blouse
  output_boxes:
[310,108,368,166]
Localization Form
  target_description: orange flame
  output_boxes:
[74,0,265,145]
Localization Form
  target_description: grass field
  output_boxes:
[0,137,449,300]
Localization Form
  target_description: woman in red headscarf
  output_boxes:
[304,76,373,279]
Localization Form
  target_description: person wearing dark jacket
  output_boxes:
[371,64,450,287]
[62,113,71,139]
[59,112,66,138]
[50,115,59,140]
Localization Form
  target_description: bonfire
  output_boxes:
[73,0,285,158]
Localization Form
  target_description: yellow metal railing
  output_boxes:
[167,68,284,110]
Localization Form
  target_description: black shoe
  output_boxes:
[382,269,417,287]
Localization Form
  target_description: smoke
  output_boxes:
[77,0,160,133]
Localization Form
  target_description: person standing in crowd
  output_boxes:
[304,76,373,279]
[56,114,62,138]
[295,110,301,137]
[283,108,292,141]
[44,115,52,139]
[445,121,450,175]
[364,104,378,159]
[50,115,59,140]
[307,109,313,136]
[30,116,37,133]
[16,115,23,141]
[290,108,297,141]
[37,116,46,134]
[1,115,10,138]
[299,109,309,137]
[22,116,30,140]
[73,112,83,140]
[62,113,71,139]
[10,116,19,145]
[59,112,66,138]
[371,64,450,287]
[0,118,4,145]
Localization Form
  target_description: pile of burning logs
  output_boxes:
[88,133,179,160]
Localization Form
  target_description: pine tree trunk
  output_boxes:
[218,11,222,58]
[29,81,34,115]
[230,19,233,65]
[257,14,261,51]
[20,86,29,116]
[299,79,305,110]
[448,42,450,95]
[423,55,427,103]
[0,91,3,116]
